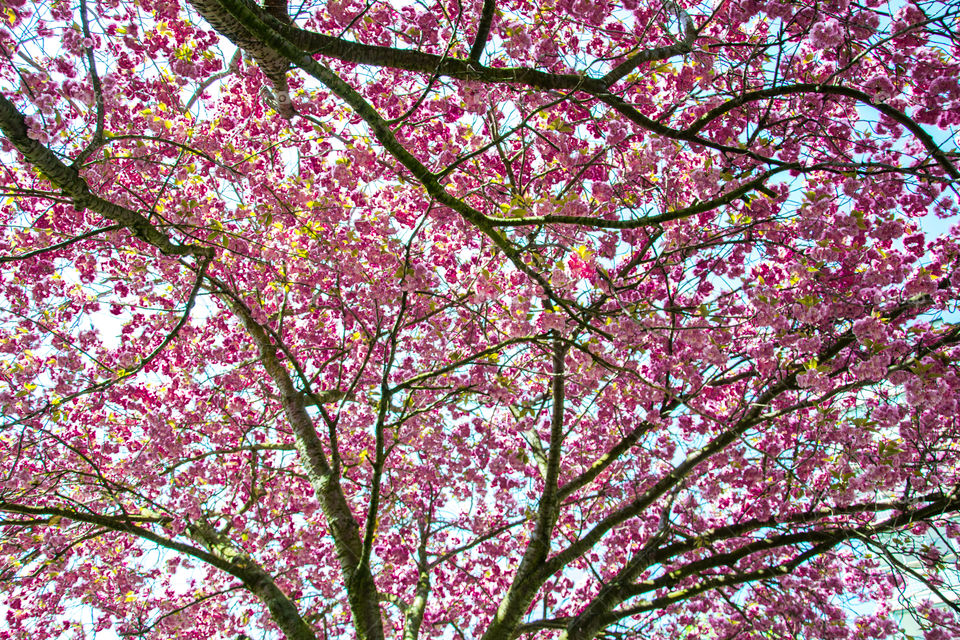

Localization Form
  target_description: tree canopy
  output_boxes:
[1,0,960,638]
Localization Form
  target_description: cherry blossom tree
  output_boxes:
[1,0,960,638]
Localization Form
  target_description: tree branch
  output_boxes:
[213,282,385,640]
[469,0,496,62]
[0,95,214,260]
[479,337,569,640]
[0,501,318,640]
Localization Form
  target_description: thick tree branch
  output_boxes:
[0,502,318,640]
[469,0,496,62]
[557,421,654,501]
[610,498,960,619]
[561,494,677,640]
[485,165,796,228]
[0,95,214,260]
[515,493,960,639]
[214,284,385,640]
[540,330,858,581]
[187,0,294,116]
[256,12,956,179]
[683,83,959,179]
[480,338,569,640]
[207,0,598,339]
[402,518,433,640]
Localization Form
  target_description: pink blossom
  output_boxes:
[863,74,896,102]
[0,3,958,640]
[808,18,844,50]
